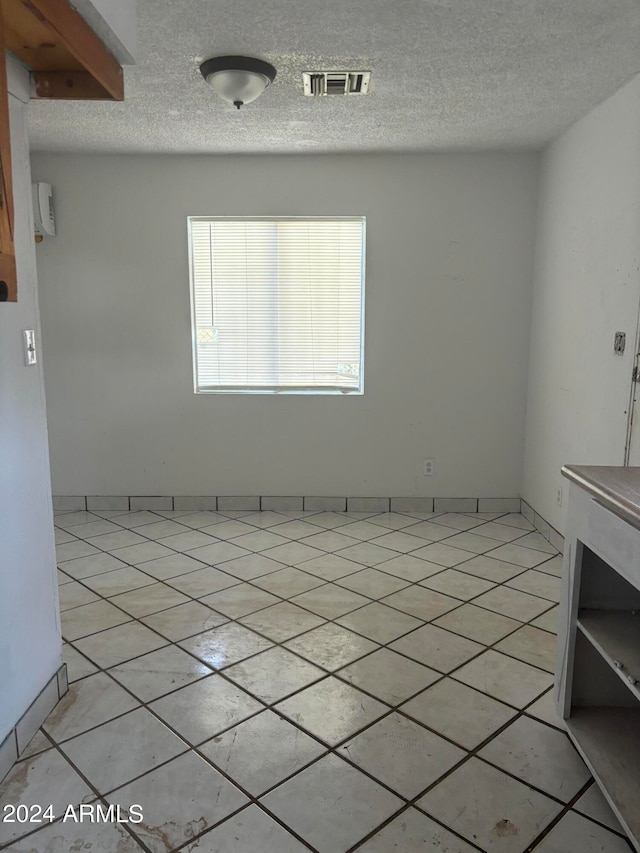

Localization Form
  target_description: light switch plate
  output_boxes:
[23,330,37,365]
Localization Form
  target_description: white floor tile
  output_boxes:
[339,711,465,797]
[337,648,440,704]
[276,677,387,745]
[223,646,325,704]
[45,510,629,853]
[358,808,479,853]
[453,650,553,708]
[479,716,591,801]
[534,810,631,853]
[150,675,263,744]
[401,678,516,749]
[200,711,325,795]
[261,754,402,853]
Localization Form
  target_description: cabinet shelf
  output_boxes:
[558,471,640,852]
[578,610,640,701]
[566,707,640,847]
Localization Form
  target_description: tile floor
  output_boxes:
[1,507,633,852]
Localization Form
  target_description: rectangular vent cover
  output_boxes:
[303,71,371,96]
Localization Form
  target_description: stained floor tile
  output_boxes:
[150,675,263,744]
[43,672,139,742]
[109,644,214,701]
[183,805,308,852]
[200,710,325,795]
[34,511,617,853]
[276,677,387,745]
[59,707,186,793]
[108,750,247,852]
[417,757,562,852]
[0,750,92,846]
[6,820,142,852]
[223,646,325,703]
[479,716,591,801]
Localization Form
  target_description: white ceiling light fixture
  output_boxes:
[200,56,277,109]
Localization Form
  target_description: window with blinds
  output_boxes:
[188,217,365,394]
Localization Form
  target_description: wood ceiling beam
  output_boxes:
[5,0,124,101]
[1,0,127,303]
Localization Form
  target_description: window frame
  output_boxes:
[187,215,366,395]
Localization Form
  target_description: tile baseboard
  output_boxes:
[520,499,565,555]
[1,663,67,782]
[55,494,523,516]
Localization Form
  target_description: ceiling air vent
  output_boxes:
[303,71,371,97]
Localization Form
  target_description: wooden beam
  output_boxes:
[32,69,113,100]
[1,0,84,72]
[18,0,124,100]
[0,3,17,303]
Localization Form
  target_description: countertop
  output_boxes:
[562,465,640,529]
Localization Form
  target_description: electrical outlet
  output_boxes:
[424,459,435,476]
[556,488,563,507]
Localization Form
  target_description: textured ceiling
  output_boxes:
[27,0,640,153]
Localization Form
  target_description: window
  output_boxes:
[188,217,365,394]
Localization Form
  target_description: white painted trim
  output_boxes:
[6,53,30,103]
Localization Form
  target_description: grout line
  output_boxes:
[46,509,613,852]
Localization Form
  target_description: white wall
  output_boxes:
[71,0,137,64]
[0,59,61,742]
[522,74,640,531]
[32,152,538,499]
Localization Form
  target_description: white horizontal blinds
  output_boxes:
[190,218,364,392]
[191,220,279,387]
[277,219,363,389]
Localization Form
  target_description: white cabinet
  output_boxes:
[557,465,640,852]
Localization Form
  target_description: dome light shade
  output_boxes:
[200,56,276,109]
